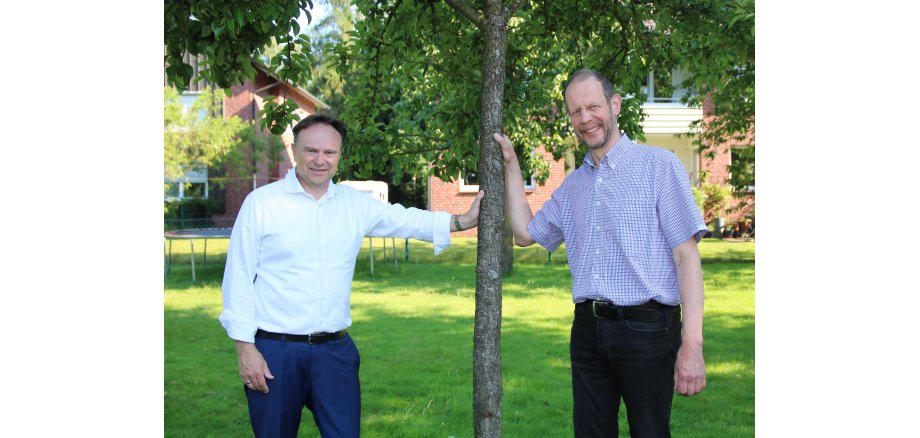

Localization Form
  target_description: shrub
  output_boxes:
[701,182,732,222]
[164,197,221,230]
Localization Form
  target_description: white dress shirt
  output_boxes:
[219,168,451,342]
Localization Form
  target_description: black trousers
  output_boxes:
[570,302,682,438]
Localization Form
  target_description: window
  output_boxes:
[729,146,755,192]
[460,170,535,192]
[165,166,209,201]
[459,171,479,193]
[641,69,691,103]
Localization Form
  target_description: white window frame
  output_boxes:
[165,165,209,201]
[460,170,535,193]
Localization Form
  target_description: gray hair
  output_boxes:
[562,69,616,100]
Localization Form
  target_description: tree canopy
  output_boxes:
[330,0,754,190]
[164,0,754,191]
[165,0,316,133]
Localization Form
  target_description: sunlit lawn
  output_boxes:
[165,237,754,437]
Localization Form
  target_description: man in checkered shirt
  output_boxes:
[495,69,707,437]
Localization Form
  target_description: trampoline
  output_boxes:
[164,228,404,282]
[164,228,231,282]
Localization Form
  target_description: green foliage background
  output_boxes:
[329,0,754,189]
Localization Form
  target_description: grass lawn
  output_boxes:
[165,237,754,437]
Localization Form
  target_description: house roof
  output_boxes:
[251,62,330,110]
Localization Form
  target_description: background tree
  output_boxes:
[305,0,359,114]
[165,0,315,134]
[164,86,250,182]
[164,86,284,224]
[670,0,755,197]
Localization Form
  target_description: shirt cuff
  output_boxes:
[219,312,258,343]
[431,211,452,255]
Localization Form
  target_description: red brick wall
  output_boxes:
[429,145,566,237]
[698,114,755,225]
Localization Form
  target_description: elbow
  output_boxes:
[513,231,535,247]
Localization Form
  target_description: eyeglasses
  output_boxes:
[567,102,606,119]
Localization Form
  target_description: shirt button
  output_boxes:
[596,250,600,255]
[596,201,600,206]
[593,274,599,279]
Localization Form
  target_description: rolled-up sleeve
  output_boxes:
[364,197,452,254]
[218,196,260,343]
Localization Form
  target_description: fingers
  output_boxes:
[467,190,484,211]
[463,190,485,228]
[239,348,273,394]
[673,349,707,397]
[242,370,273,393]
[674,370,706,397]
[492,132,515,162]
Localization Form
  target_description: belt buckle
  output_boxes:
[591,300,603,318]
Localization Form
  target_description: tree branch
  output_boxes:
[346,53,478,83]
[389,144,452,156]
[443,0,485,28]
[505,0,526,20]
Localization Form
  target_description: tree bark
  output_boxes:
[473,1,509,436]
[501,215,514,276]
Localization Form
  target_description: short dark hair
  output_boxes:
[561,69,616,101]
[292,114,348,148]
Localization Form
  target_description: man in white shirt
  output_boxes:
[219,114,484,437]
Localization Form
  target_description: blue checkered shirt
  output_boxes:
[527,134,706,305]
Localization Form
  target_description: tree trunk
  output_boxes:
[501,217,514,276]
[473,2,509,436]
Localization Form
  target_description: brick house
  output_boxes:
[428,72,754,236]
[167,55,329,228]
[428,145,567,238]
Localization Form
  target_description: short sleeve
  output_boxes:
[528,185,568,252]
[656,153,707,248]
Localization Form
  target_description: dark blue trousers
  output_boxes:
[245,334,361,438]
[570,302,682,438]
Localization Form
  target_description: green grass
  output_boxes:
[165,237,754,437]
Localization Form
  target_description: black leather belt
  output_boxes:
[256,328,347,344]
[583,299,676,322]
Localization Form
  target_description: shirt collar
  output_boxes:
[581,133,634,170]
[282,168,338,200]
